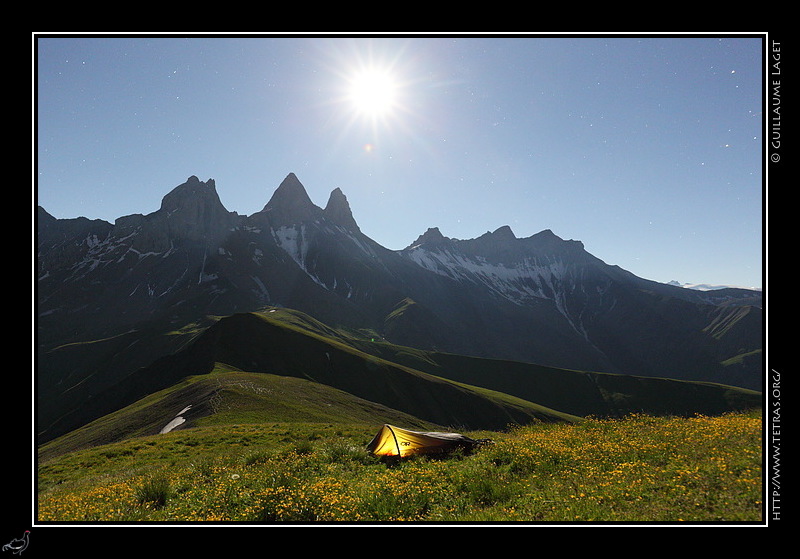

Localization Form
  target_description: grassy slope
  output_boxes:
[37,365,436,463]
[37,308,579,461]
[373,350,763,418]
[257,307,762,418]
[164,309,581,429]
[38,306,761,466]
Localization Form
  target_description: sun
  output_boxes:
[346,68,398,119]
[317,39,420,149]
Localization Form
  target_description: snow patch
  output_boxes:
[160,405,192,434]
[271,225,328,288]
[272,225,309,268]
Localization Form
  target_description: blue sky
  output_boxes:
[35,34,764,289]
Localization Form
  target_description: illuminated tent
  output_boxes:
[366,424,484,458]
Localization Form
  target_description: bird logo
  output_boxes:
[2,531,29,555]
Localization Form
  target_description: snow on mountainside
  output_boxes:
[399,226,625,340]
[667,280,762,292]
[270,221,378,293]
[402,226,587,303]
[403,243,569,303]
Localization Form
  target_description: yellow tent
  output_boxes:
[366,424,482,458]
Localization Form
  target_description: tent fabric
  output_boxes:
[366,424,480,458]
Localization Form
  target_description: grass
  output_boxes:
[36,369,442,463]
[37,409,763,523]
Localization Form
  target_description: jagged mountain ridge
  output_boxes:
[36,173,763,443]
[402,225,622,339]
[37,172,762,369]
[37,173,587,358]
[399,223,762,350]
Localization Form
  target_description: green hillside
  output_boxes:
[40,308,579,452]
[38,305,761,465]
[252,307,762,419]
[37,367,438,463]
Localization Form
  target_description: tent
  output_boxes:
[366,424,486,458]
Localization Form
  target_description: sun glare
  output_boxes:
[347,69,398,118]
[319,40,420,149]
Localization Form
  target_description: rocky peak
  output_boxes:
[160,176,234,241]
[112,176,236,253]
[490,225,516,241]
[261,173,320,225]
[160,176,220,214]
[526,229,586,253]
[324,187,360,232]
[406,227,450,250]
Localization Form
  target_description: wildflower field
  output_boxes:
[37,410,763,524]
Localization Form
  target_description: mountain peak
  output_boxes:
[527,228,585,251]
[491,225,516,240]
[406,227,449,249]
[261,173,320,224]
[160,176,221,215]
[324,187,360,232]
[471,225,517,246]
[264,173,313,210]
[111,175,236,250]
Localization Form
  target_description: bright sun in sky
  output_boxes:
[346,68,398,119]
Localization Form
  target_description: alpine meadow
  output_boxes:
[35,35,766,532]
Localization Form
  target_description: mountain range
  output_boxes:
[667,280,762,292]
[36,173,763,447]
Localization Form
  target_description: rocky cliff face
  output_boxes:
[111,176,241,253]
